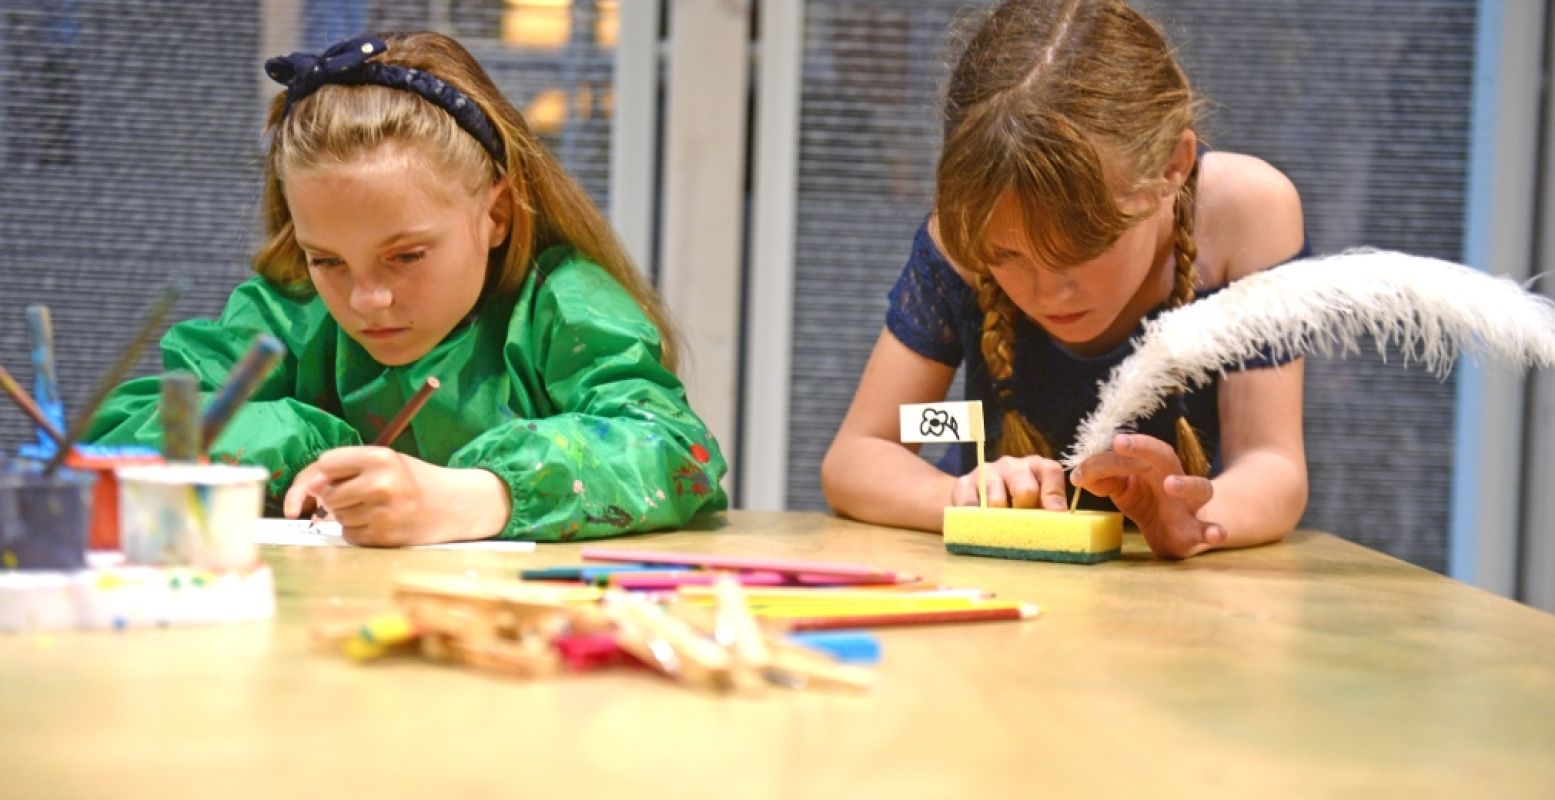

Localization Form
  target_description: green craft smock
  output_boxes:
[86,247,728,541]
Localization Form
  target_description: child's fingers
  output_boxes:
[997,457,1041,509]
[1070,452,1148,488]
[1163,475,1214,511]
[951,473,979,506]
[1031,459,1068,511]
[1111,434,1181,477]
[1202,523,1227,548]
[310,446,386,482]
[283,465,329,519]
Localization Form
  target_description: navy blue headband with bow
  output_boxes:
[264,36,506,165]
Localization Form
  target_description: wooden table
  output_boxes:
[3,511,1553,798]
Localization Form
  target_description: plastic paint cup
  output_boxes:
[0,469,93,571]
[64,449,163,551]
[116,464,267,570]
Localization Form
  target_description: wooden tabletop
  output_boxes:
[2,511,1553,799]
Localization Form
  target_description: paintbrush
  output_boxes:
[199,334,285,451]
[161,371,201,462]
[43,281,182,476]
[0,363,67,447]
[25,305,63,436]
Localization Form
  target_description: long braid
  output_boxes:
[971,271,1053,459]
[1168,161,1212,477]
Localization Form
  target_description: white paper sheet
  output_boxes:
[252,518,537,552]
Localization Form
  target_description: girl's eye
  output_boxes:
[392,250,426,265]
[306,256,342,269]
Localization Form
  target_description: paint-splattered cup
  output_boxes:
[0,468,93,571]
[116,464,267,570]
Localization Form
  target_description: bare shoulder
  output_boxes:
[1196,151,1306,283]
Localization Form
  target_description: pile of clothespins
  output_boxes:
[314,548,1039,693]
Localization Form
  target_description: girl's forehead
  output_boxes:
[284,145,482,208]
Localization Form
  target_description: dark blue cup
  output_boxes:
[0,468,93,570]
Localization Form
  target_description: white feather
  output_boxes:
[1063,249,1555,468]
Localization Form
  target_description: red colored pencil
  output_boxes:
[780,604,1040,631]
[579,547,918,583]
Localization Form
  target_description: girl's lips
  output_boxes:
[1043,311,1087,325]
[360,327,408,340]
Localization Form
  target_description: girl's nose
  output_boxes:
[1032,266,1076,299]
[349,278,393,314]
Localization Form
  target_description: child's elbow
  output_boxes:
[819,441,854,517]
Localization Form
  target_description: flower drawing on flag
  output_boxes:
[920,408,960,440]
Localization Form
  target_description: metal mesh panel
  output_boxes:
[0,1,263,456]
[0,1,616,457]
[784,0,1476,572]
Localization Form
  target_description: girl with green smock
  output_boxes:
[88,32,727,545]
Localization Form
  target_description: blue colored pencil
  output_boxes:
[200,334,285,451]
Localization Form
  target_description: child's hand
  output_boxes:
[950,455,1069,511]
[1071,434,1226,559]
[281,447,510,546]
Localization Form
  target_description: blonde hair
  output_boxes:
[254,31,681,371]
[936,0,1209,476]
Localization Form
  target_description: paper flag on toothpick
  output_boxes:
[899,401,984,444]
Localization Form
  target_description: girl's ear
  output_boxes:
[485,179,514,248]
[1162,129,1198,193]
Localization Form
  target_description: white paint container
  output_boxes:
[116,464,268,570]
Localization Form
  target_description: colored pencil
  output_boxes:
[580,548,918,583]
[781,603,1040,631]
[373,376,440,446]
[675,586,993,603]
[0,363,67,445]
[44,281,182,475]
[752,598,1025,618]
[610,570,793,590]
[200,334,285,450]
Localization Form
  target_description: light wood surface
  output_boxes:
[3,511,1553,799]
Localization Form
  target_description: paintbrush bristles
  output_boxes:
[1065,249,1555,467]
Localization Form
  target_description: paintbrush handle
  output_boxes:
[25,305,60,408]
[199,335,285,451]
[373,376,440,446]
[44,281,182,476]
[160,371,201,462]
[0,363,67,445]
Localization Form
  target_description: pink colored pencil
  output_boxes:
[780,604,1039,631]
[606,570,884,591]
[579,547,918,583]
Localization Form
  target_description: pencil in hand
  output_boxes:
[310,376,441,524]
[373,376,441,446]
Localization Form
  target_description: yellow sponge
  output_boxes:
[943,507,1123,564]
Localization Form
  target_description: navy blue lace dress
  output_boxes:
[885,222,1306,510]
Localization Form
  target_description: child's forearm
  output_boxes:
[822,437,958,533]
[1200,452,1309,549]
